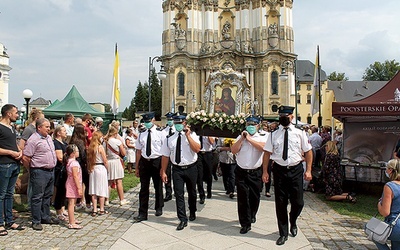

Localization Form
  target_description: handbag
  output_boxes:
[107,143,125,168]
[365,212,400,244]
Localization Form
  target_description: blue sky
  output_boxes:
[1,0,399,110]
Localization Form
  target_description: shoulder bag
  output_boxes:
[107,143,125,168]
[365,212,400,244]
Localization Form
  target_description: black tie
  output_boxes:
[169,127,173,136]
[282,128,288,161]
[176,133,181,164]
[200,135,203,150]
[146,130,151,157]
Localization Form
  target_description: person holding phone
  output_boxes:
[231,115,267,234]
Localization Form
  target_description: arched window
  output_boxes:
[271,70,278,95]
[177,72,185,96]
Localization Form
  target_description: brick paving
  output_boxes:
[0,182,378,249]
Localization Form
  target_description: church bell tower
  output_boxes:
[161,0,296,118]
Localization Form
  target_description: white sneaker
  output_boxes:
[120,199,130,206]
[85,205,93,213]
[75,203,84,211]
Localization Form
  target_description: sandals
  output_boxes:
[68,224,83,230]
[5,223,25,231]
[346,194,357,203]
[75,220,82,225]
[0,227,8,236]
[98,210,110,216]
[91,211,98,217]
[57,214,68,221]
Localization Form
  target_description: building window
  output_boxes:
[307,94,311,104]
[298,114,301,121]
[307,84,312,91]
[297,94,301,104]
[271,70,278,95]
[177,72,185,96]
[296,83,300,91]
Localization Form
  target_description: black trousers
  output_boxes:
[164,161,172,198]
[235,166,262,227]
[220,162,236,194]
[138,157,164,217]
[172,163,198,222]
[264,160,273,193]
[273,162,304,237]
[198,152,213,196]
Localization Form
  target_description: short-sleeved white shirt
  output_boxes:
[161,131,200,166]
[235,132,268,169]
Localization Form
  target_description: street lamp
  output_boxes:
[22,89,33,120]
[148,56,167,112]
[279,60,298,126]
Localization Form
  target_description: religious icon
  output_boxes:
[214,87,236,115]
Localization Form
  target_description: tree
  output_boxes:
[149,68,162,120]
[328,71,348,81]
[362,59,400,81]
[133,81,148,113]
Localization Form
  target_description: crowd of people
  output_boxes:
[0,103,399,247]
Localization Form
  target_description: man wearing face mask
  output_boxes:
[134,112,165,222]
[162,112,176,202]
[231,115,267,234]
[160,114,201,230]
[262,106,313,245]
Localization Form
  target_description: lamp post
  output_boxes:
[279,60,298,126]
[22,89,33,120]
[148,56,167,112]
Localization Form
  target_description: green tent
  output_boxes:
[43,85,116,119]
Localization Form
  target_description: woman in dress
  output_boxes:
[87,131,109,215]
[69,123,91,211]
[125,128,136,174]
[53,125,68,221]
[322,141,356,202]
[105,126,129,205]
[374,159,400,249]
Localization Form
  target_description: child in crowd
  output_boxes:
[65,144,83,229]
[87,131,109,216]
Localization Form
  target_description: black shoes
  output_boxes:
[133,215,148,222]
[163,195,172,202]
[176,221,187,230]
[32,223,43,231]
[41,218,60,225]
[239,225,251,234]
[206,193,212,199]
[290,225,298,237]
[155,209,163,217]
[189,213,196,221]
[199,198,205,204]
[276,236,288,245]
[251,217,256,223]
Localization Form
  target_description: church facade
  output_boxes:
[160,0,298,119]
[0,43,11,109]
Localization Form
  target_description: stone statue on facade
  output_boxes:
[222,21,231,40]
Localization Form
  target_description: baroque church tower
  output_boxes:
[161,0,296,118]
[0,43,11,108]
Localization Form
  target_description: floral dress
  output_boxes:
[322,153,342,197]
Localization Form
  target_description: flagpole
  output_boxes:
[317,45,322,128]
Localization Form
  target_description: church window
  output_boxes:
[271,70,278,95]
[177,72,185,96]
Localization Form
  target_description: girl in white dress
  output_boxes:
[125,128,136,174]
[87,131,109,215]
[105,126,129,206]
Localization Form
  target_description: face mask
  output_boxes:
[144,122,153,129]
[385,170,390,178]
[167,120,174,127]
[175,124,184,132]
[279,115,291,127]
[246,125,257,135]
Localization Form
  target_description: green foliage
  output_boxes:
[328,71,349,81]
[103,103,112,112]
[362,59,400,81]
[133,81,148,113]
[109,171,140,201]
[150,68,162,120]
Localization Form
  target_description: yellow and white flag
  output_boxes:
[111,43,120,116]
[311,46,320,116]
